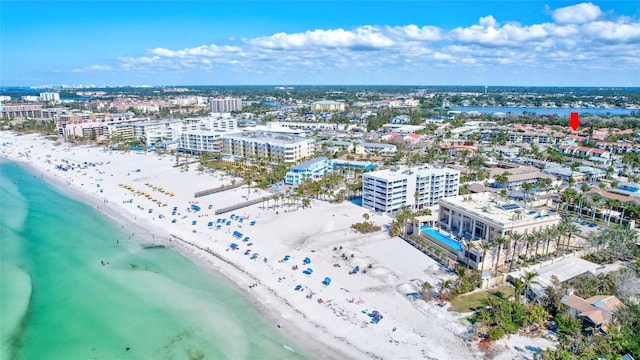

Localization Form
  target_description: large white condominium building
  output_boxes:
[438,192,561,244]
[182,115,238,132]
[423,192,562,270]
[220,131,315,163]
[362,166,460,213]
[210,98,243,113]
[179,130,223,153]
[39,92,61,103]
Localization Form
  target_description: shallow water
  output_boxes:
[0,160,308,360]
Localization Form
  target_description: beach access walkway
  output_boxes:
[215,196,275,215]
[194,180,246,198]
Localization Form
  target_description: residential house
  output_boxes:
[558,145,611,160]
[561,291,622,332]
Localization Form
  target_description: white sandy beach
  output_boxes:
[1,132,486,360]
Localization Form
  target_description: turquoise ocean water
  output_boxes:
[0,160,308,360]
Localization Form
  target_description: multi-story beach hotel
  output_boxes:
[362,165,460,213]
[220,131,315,163]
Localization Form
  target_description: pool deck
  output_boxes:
[420,225,463,253]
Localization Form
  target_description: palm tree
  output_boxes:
[555,220,568,253]
[590,193,601,222]
[610,199,622,225]
[362,212,370,224]
[438,279,453,301]
[604,198,616,225]
[512,278,524,304]
[508,232,524,272]
[394,206,413,238]
[493,235,507,272]
[563,222,580,252]
[522,182,535,204]
[522,233,535,265]
[521,271,539,303]
[463,241,475,269]
[532,231,545,260]
[575,192,587,219]
[618,202,626,225]
[480,241,492,271]
[494,171,512,188]
[544,226,557,259]
[245,171,254,200]
[561,188,577,214]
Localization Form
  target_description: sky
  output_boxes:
[1,1,640,87]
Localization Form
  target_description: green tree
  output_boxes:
[521,271,539,303]
[493,235,507,272]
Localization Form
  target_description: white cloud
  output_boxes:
[387,25,442,41]
[71,64,113,73]
[552,2,602,24]
[582,21,640,43]
[450,16,556,47]
[68,3,639,84]
[246,26,397,50]
[148,44,242,58]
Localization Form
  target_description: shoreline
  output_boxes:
[4,157,359,360]
[1,132,482,360]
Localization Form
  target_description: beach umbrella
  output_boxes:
[283,255,290,261]
[303,257,311,264]
[306,268,313,274]
[324,277,331,285]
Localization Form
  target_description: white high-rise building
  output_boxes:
[39,92,61,103]
[210,97,243,113]
[179,130,223,153]
[362,165,460,213]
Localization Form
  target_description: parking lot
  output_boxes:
[565,215,605,240]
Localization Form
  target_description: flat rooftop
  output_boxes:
[511,257,600,294]
[365,165,458,181]
[440,192,561,226]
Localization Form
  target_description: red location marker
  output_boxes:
[569,112,580,131]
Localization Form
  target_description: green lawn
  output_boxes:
[448,286,515,313]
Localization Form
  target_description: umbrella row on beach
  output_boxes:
[118,183,168,206]
[144,182,175,197]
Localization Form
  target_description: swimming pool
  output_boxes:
[420,225,463,252]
